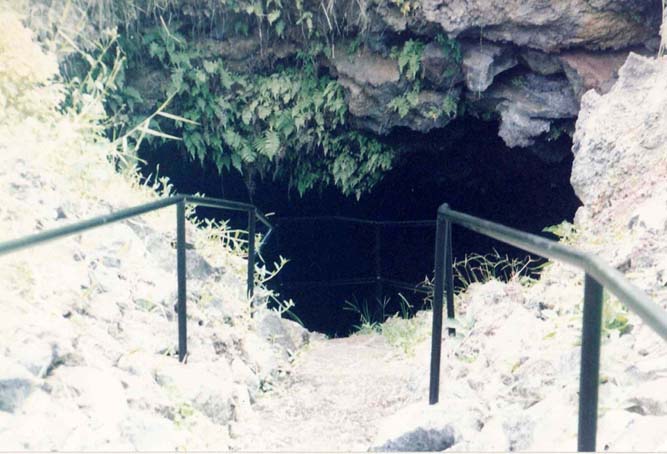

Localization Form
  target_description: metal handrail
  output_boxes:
[429,203,667,452]
[273,215,435,227]
[0,194,273,362]
[270,216,435,300]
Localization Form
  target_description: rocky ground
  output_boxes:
[0,10,304,450]
[222,52,667,452]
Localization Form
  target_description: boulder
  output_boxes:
[0,360,35,413]
[153,360,236,425]
[369,400,483,451]
[571,53,667,208]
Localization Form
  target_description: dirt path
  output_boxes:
[233,333,430,451]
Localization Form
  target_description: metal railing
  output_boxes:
[429,203,667,452]
[0,194,272,363]
[271,216,435,299]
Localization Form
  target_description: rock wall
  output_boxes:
[370,46,667,454]
[32,0,662,160]
[334,0,662,150]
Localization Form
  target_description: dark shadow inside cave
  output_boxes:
[139,117,581,337]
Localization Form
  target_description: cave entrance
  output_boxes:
[139,117,581,337]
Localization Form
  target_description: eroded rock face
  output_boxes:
[421,0,661,52]
[560,49,635,100]
[571,53,667,209]
[483,74,579,147]
[461,41,517,93]
[331,49,459,134]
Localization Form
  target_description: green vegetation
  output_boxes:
[543,221,579,244]
[52,1,467,198]
[391,39,424,81]
[76,11,395,198]
[388,36,461,120]
[343,294,430,354]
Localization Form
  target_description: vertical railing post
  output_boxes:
[577,274,604,452]
[444,219,456,336]
[375,224,382,303]
[176,199,187,363]
[429,209,447,405]
[247,208,257,309]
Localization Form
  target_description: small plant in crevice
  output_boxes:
[344,293,431,354]
[602,294,632,338]
[451,250,546,291]
[387,36,461,121]
[343,296,385,334]
[390,39,424,81]
[421,250,547,308]
[543,221,579,245]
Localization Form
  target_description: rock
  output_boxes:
[370,400,482,451]
[560,49,632,99]
[461,40,517,93]
[0,360,35,413]
[421,42,464,89]
[125,221,218,280]
[120,410,181,450]
[571,53,667,208]
[601,414,667,451]
[332,49,459,134]
[282,318,313,350]
[623,378,667,416]
[255,308,312,356]
[421,0,660,52]
[51,366,128,426]
[485,73,579,147]
[153,361,236,425]
[520,49,563,76]
[628,195,667,234]
[230,358,260,396]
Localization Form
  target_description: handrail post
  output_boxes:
[375,224,382,303]
[429,210,447,405]
[577,274,604,452]
[247,208,257,310]
[445,218,456,336]
[176,199,187,362]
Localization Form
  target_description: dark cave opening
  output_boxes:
[139,117,581,337]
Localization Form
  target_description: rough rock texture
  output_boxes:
[421,0,661,52]
[572,53,667,210]
[460,41,517,93]
[560,49,634,100]
[0,15,311,449]
[26,0,664,155]
[368,51,667,453]
[483,73,579,147]
[331,49,459,134]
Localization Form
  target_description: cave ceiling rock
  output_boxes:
[484,74,579,148]
[331,48,460,134]
[460,40,518,93]
[421,42,464,89]
[420,0,660,52]
[519,49,564,76]
[559,49,635,100]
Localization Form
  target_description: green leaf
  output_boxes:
[267,10,281,24]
